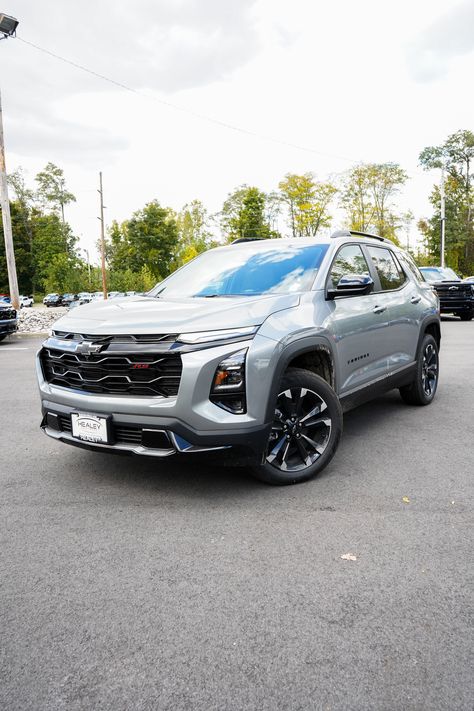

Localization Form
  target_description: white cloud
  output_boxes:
[406,0,474,81]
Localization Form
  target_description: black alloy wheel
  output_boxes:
[266,387,332,472]
[252,368,342,485]
[400,334,439,406]
[421,342,438,398]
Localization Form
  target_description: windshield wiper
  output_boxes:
[193,293,259,298]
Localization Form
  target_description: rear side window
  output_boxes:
[329,244,370,287]
[367,246,406,291]
[398,252,425,283]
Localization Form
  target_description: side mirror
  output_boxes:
[327,274,374,300]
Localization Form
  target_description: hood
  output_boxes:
[52,293,301,335]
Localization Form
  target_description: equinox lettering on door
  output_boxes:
[347,353,370,365]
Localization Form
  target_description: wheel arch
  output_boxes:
[263,337,337,423]
[419,317,441,353]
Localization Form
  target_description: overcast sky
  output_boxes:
[2,0,474,258]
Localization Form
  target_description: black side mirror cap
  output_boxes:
[327,275,374,300]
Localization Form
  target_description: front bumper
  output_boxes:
[0,318,18,335]
[439,300,474,313]
[40,399,271,460]
[37,334,278,461]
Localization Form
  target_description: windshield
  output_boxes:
[420,267,460,283]
[150,243,329,298]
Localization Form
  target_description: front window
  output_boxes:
[367,246,406,291]
[419,267,460,283]
[150,243,329,298]
[329,244,370,287]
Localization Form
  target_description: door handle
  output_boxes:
[373,305,386,314]
[410,295,421,304]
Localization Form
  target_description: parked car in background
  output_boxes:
[0,301,17,342]
[419,266,474,321]
[38,231,441,485]
[60,293,78,307]
[91,291,105,301]
[19,295,34,308]
[108,291,126,299]
[77,292,93,304]
[43,293,62,307]
[0,294,11,303]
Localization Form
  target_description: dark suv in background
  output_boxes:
[420,267,474,321]
[0,301,18,342]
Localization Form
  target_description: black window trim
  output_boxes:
[360,243,409,294]
[325,241,375,298]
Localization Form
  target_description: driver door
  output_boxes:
[325,243,390,394]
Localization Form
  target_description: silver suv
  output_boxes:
[37,231,440,485]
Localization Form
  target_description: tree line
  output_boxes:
[1,129,473,295]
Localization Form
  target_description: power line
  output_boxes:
[15,35,358,165]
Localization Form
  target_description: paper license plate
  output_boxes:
[71,412,110,443]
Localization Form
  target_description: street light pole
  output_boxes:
[98,172,108,299]
[440,166,446,268]
[0,89,19,310]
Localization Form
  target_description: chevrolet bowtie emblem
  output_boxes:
[75,341,102,355]
[448,285,459,290]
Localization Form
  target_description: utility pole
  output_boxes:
[98,171,107,299]
[440,166,446,268]
[0,89,19,310]
[81,247,91,287]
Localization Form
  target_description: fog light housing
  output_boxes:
[210,349,247,414]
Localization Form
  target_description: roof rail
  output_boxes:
[330,229,389,243]
[231,237,265,244]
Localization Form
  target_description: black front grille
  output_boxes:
[41,347,182,397]
[0,308,16,320]
[435,284,473,301]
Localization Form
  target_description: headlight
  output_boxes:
[177,326,258,344]
[210,349,247,414]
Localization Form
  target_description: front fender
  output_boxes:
[261,335,337,424]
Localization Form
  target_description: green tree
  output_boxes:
[35,162,76,223]
[419,130,474,271]
[418,175,473,272]
[278,173,337,237]
[0,201,34,293]
[220,186,277,242]
[175,200,215,265]
[42,252,86,293]
[340,163,408,242]
[106,201,179,280]
[31,211,77,290]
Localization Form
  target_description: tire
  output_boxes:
[250,368,343,485]
[459,312,473,321]
[0,334,7,343]
[399,334,439,406]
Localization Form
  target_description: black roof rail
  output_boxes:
[330,229,390,243]
[231,237,265,244]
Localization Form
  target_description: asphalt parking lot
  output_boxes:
[1,322,473,711]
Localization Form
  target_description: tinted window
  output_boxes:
[150,243,329,297]
[419,267,460,283]
[398,252,425,283]
[367,246,406,290]
[329,244,370,288]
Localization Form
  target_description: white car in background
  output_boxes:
[19,295,34,308]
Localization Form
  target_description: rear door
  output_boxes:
[325,243,390,394]
[363,245,421,372]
